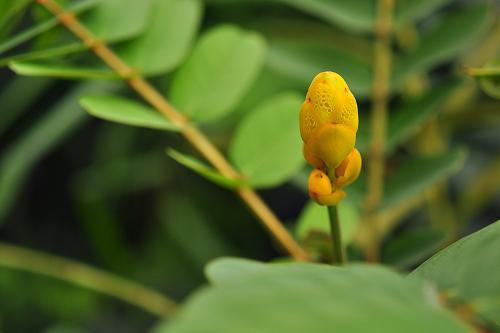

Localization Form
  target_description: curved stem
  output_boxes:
[0,242,177,317]
[327,205,346,265]
[35,0,309,261]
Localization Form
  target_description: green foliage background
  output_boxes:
[0,0,499,332]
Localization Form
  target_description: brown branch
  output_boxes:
[364,0,394,262]
[36,0,309,261]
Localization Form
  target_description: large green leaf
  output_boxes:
[229,93,304,188]
[170,25,266,122]
[393,3,492,85]
[412,221,500,328]
[156,259,468,333]
[266,40,372,97]
[83,0,152,42]
[381,149,466,211]
[118,0,202,75]
[80,95,179,130]
[0,83,108,222]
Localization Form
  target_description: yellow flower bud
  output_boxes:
[300,71,361,206]
[335,148,362,188]
[308,169,346,206]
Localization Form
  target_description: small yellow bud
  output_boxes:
[308,169,332,196]
[335,148,362,188]
[307,169,346,206]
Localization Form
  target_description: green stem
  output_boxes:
[327,205,346,265]
[0,242,177,317]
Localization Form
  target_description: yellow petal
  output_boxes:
[335,148,362,188]
[308,169,332,196]
[306,123,356,170]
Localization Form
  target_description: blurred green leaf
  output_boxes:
[83,0,152,42]
[80,95,180,130]
[412,221,500,328]
[9,61,118,80]
[381,149,466,211]
[118,0,202,75]
[471,60,500,99]
[229,93,304,188]
[0,76,52,136]
[0,0,32,25]
[0,43,87,68]
[386,80,462,152]
[296,200,359,244]
[273,0,453,33]
[156,260,468,333]
[0,0,97,55]
[395,0,454,27]
[0,83,108,222]
[394,3,492,85]
[160,194,235,269]
[382,228,448,268]
[205,257,266,286]
[266,40,372,97]
[170,25,266,122]
[273,0,374,33]
[167,149,244,189]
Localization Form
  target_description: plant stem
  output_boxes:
[36,0,309,261]
[364,0,394,262]
[327,205,345,265]
[0,242,177,317]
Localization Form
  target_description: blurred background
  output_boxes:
[0,0,499,331]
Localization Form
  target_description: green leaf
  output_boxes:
[387,80,462,152]
[118,0,202,75]
[273,0,375,33]
[9,61,118,80]
[394,3,492,85]
[229,93,304,188]
[170,25,266,122]
[266,40,373,97]
[412,221,500,328]
[0,43,87,68]
[472,60,500,99]
[0,83,109,222]
[83,0,152,42]
[382,228,448,268]
[395,0,454,27]
[0,0,97,55]
[296,200,359,244]
[273,0,453,33]
[167,149,244,189]
[156,260,468,333]
[0,77,52,136]
[80,95,179,131]
[381,149,466,211]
